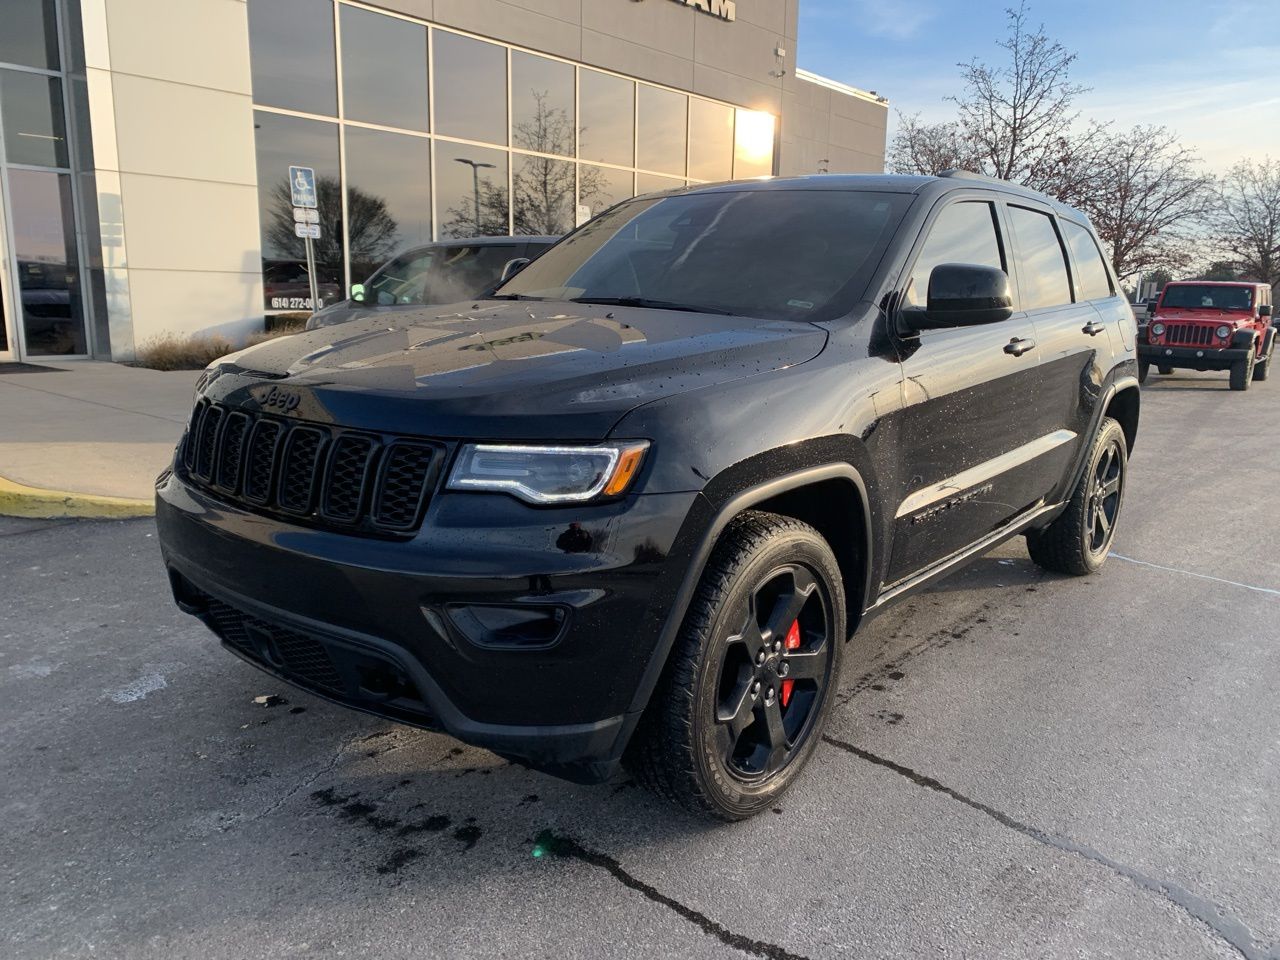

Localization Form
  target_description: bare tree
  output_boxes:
[1212,158,1280,288]
[265,176,398,282]
[887,113,980,175]
[950,2,1105,200]
[1073,126,1213,281]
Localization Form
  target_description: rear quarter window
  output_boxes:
[1060,220,1114,300]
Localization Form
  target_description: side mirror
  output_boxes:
[350,283,366,303]
[500,258,531,282]
[902,263,1013,331]
[1144,298,1158,314]
[1259,304,1272,317]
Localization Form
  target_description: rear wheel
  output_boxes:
[1253,338,1272,382]
[1158,366,1173,375]
[1230,347,1255,391]
[625,511,844,820]
[1027,417,1127,576]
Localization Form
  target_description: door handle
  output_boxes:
[1004,337,1036,357]
[1082,321,1106,336]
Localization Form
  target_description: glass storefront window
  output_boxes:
[578,69,633,168]
[248,0,337,117]
[435,141,509,239]
[578,163,632,221]
[253,111,345,311]
[432,31,507,145]
[0,0,60,70]
[8,169,85,355]
[513,154,575,236]
[637,84,686,177]
[511,51,574,157]
[340,5,428,132]
[688,98,733,182]
[734,109,775,179]
[343,126,431,282]
[0,69,68,167]
[637,173,685,195]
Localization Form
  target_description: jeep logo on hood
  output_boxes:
[259,385,301,414]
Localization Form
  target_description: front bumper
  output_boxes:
[156,471,699,783]
[1138,343,1249,370]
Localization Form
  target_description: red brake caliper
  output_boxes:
[781,620,801,707]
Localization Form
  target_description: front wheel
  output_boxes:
[1230,348,1255,391]
[1138,361,1151,385]
[1158,366,1174,375]
[625,511,845,820]
[1027,417,1127,576]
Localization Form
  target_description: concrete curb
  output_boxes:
[0,475,154,520]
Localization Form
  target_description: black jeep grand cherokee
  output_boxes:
[157,172,1139,819]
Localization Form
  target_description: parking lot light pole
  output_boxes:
[455,158,496,234]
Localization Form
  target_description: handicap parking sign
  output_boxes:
[289,166,317,208]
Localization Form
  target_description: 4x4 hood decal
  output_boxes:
[209,300,828,440]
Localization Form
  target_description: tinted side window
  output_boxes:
[1008,206,1073,309]
[906,201,1004,308]
[1061,220,1113,300]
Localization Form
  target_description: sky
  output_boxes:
[796,0,1280,173]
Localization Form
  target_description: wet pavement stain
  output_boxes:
[453,824,482,850]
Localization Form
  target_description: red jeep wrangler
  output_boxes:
[1138,281,1275,390]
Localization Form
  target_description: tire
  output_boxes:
[1230,348,1255,391]
[1138,361,1151,385]
[1253,342,1272,382]
[1027,417,1127,576]
[624,511,845,820]
[1158,366,1173,375]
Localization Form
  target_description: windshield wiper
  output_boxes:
[569,296,735,316]
[489,293,548,301]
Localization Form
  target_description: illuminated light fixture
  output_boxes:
[734,109,775,174]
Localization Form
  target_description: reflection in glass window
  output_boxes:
[578,164,633,221]
[1007,206,1073,310]
[0,0,59,70]
[1061,220,1113,300]
[253,111,345,310]
[0,70,68,167]
[637,85,687,176]
[435,141,509,238]
[248,0,337,117]
[907,202,1004,308]
[340,5,428,131]
[688,99,733,181]
[343,127,431,282]
[513,154,575,236]
[432,31,507,145]
[579,69,634,168]
[637,173,685,195]
[422,244,524,304]
[734,110,775,178]
[8,170,86,355]
[512,52,574,157]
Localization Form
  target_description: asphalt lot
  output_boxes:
[3,368,1278,960]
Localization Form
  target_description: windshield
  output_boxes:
[1160,284,1253,311]
[495,190,913,322]
[364,244,524,306]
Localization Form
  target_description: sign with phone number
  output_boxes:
[269,297,323,310]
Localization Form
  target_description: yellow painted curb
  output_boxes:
[0,474,154,519]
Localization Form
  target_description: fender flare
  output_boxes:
[622,460,874,723]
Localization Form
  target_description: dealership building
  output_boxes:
[0,0,888,363]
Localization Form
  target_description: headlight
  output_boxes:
[1216,324,1232,339]
[1150,322,1165,337]
[447,441,650,504]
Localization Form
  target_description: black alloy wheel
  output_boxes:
[713,563,834,782]
[625,511,845,820]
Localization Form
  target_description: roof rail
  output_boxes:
[937,169,1003,183]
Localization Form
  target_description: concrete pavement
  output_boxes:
[2,367,1278,959]
[0,362,196,507]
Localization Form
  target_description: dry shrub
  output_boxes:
[135,321,306,371]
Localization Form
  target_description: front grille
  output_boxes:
[1164,323,1216,347]
[179,399,443,536]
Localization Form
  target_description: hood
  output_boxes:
[1153,307,1250,324]
[305,301,420,330]
[205,300,828,440]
